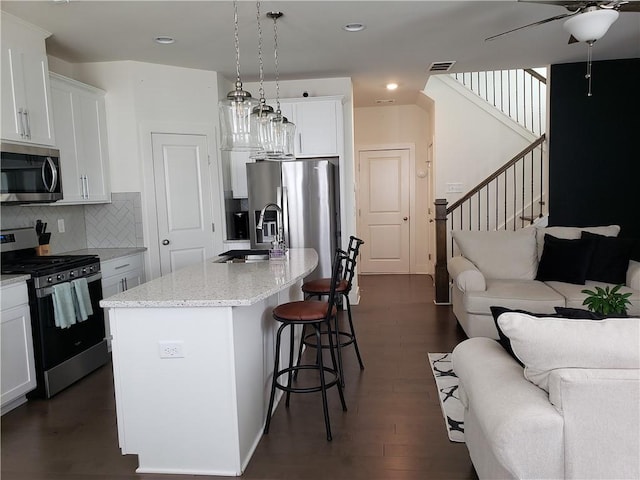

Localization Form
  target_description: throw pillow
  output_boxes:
[554,307,611,320]
[496,312,640,392]
[581,231,635,285]
[535,234,596,284]
[452,228,538,280]
[535,225,620,260]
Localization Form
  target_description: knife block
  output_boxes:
[35,245,50,256]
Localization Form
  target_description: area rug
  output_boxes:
[428,353,464,443]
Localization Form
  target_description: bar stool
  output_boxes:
[298,236,365,385]
[263,249,348,441]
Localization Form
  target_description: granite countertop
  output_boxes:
[63,247,147,262]
[1,274,32,288]
[100,248,318,308]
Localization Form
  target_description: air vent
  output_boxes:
[428,61,456,72]
[375,99,395,104]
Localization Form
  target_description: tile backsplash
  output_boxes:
[0,192,144,253]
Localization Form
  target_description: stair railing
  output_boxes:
[451,69,547,136]
[434,134,546,303]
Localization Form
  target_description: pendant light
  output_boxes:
[263,11,296,160]
[250,0,275,160]
[219,0,260,151]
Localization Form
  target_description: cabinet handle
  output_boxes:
[124,278,128,290]
[114,263,130,270]
[298,132,303,152]
[17,108,26,138]
[84,175,90,199]
[23,109,31,138]
[42,157,58,193]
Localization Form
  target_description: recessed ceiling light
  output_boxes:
[343,23,366,33]
[386,83,398,91]
[154,36,175,45]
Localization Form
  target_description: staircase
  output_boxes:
[434,68,548,304]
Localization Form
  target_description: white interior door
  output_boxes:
[358,149,410,273]
[152,133,215,276]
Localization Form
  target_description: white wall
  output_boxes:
[424,75,535,204]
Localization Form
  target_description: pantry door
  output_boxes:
[358,149,411,273]
[152,133,216,276]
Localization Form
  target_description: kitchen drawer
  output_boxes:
[1,282,29,311]
[101,254,144,278]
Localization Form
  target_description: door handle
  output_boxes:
[403,217,408,221]
[162,239,170,245]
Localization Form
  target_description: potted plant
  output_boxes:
[581,284,632,316]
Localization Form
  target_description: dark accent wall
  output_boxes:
[549,58,640,258]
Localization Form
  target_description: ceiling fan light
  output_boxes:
[563,9,619,42]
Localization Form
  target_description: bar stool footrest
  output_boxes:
[273,365,340,394]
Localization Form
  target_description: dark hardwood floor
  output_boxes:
[1,274,476,480]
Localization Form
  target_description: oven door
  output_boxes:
[32,274,105,371]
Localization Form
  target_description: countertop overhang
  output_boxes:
[99,248,318,308]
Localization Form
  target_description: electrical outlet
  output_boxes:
[57,218,65,233]
[446,182,464,193]
[158,341,184,359]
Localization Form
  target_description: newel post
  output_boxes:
[434,199,450,304]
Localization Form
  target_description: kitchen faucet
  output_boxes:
[257,203,285,250]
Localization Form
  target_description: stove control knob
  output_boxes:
[82,268,87,274]
[89,266,94,272]
[69,271,76,278]
[48,277,53,283]
[57,274,64,281]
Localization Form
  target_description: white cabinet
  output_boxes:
[1,14,55,146]
[230,151,253,199]
[278,97,342,158]
[1,281,37,414]
[50,73,111,204]
[101,253,145,350]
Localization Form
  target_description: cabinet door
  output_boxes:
[230,151,253,199]
[1,303,37,409]
[1,47,26,142]
[50,81,84,202]
[295,100,338,157]
[76,91,110,202]
[21,51,55,146]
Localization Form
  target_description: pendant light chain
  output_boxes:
[256,1,265,102]
[272,13,281,113]
[233,0,242,86]
[586,41,593,97]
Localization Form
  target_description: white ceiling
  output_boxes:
[2,1,639,107]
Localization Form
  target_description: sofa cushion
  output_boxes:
[452,228,538,280]
[463,279,565,315]
[535,234,596,285]
[554,306,623,320]
[535,225,620,260]
[582,231,636,285]
[546,280,640,315]
[497,312,640,391]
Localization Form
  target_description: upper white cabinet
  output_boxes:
[1,281,37,414]
[50,73,111,204]
[278,97,343,158]
[1,14,55,146]
[229,151,253,199]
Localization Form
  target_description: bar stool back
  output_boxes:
[263,249,348,441]
[299,236,365,385]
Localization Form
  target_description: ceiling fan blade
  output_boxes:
[517,0,585,12]
[618,1,640,11]
[485,12,574,41]
[568,34,579,43]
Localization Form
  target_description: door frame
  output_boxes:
[355,143,417,274]
[140,122,224,280]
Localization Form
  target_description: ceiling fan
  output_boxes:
[485,1,640,43]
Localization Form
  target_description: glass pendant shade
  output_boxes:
[262,113,295,160]
[219,82,261,151]
[250,102,275,159]
[563,9,619,42]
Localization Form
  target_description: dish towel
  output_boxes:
[71,278,93,322]
[52,283,77,329]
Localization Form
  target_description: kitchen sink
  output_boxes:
[215,249,270,263]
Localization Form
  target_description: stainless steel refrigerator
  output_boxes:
[247,158,340,280]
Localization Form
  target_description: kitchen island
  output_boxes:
[100,249,318,476]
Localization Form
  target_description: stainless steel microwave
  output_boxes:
[0,142,63,204]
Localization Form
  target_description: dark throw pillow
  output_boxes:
[581,231,635,285]
[535,234,596,284]
[489,306,557,367]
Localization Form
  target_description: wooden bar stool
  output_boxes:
[298,236,365,386]
[263,249,348,441]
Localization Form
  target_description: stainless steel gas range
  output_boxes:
[1,227,108,398]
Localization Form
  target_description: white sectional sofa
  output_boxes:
[448,225,640,338]
[452,313,640,479]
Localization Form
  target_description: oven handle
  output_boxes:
[35,272,102,298]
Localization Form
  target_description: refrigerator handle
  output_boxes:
[279,186,290,248]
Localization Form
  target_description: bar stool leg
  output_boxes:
[285,323,295,407]
[333,310,345,387]
[315,323,333,441]
[293,323,306,380]
[326,316,348,412]
[344,294,365,370]
[264,322,286,435]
